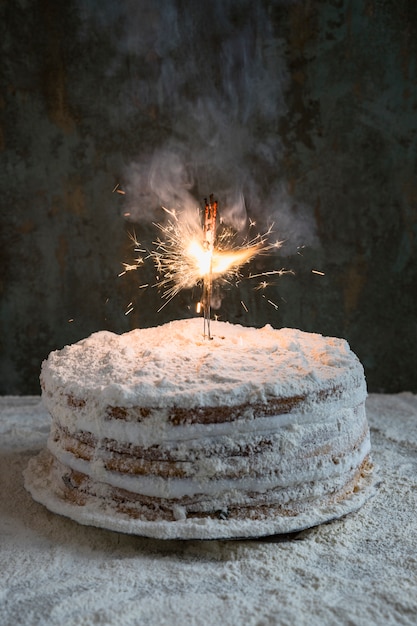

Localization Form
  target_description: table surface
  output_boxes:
[1,394,417,626]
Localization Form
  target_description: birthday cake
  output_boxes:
[24,318,374,539]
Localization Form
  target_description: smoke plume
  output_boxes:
[79,0,316,251]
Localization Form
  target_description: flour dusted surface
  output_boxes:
[2,395,415,625]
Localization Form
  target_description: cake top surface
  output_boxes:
[41,318,365,409]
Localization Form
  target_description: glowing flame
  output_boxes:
[186,239,260,278]
[118,199,286,321]
[212,246,261,275]
[150,206,274,311]
[186,239,212,276]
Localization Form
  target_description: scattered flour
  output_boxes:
[1,394,417,625]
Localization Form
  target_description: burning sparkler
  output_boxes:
[121,194,284,337]
[201,195,217,338]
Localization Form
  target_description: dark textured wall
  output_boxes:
[1,1,416,395]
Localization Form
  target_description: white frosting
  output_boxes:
[41,318,366,411]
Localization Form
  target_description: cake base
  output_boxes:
[24,449,377,540]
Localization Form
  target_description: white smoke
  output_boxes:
[78,0,316,250]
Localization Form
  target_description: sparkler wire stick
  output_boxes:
[202,195,217,339]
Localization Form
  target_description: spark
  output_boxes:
[119,202,290,321]
[312,269,325,276]
[254,280,269,291]
[249,269,295,280]
[262,295,279,310]
[119,233,146,276]
[161,206,178,219]
[112,183,126,195]
[119,261,143,276]
[267,299,279,309]
[150,208,272,311]
[128,233,146,254]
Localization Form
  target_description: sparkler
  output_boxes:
[202,194,217,339]
[122,195,285,337]
[151,201,271,329]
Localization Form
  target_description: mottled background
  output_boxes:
[1,0,416,395]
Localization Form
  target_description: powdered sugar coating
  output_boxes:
[32,318,373,538]
[25,448,376,539]
[41,318,365,411]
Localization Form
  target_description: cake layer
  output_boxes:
[40,318,367,413]
[47,430,370,499]
[46,395,367,448]
[47,403,369,485]
[41,449,373,521]
[49,410,369,476]
[25,449,376,538]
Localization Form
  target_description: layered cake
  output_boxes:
[24,318,374,539]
